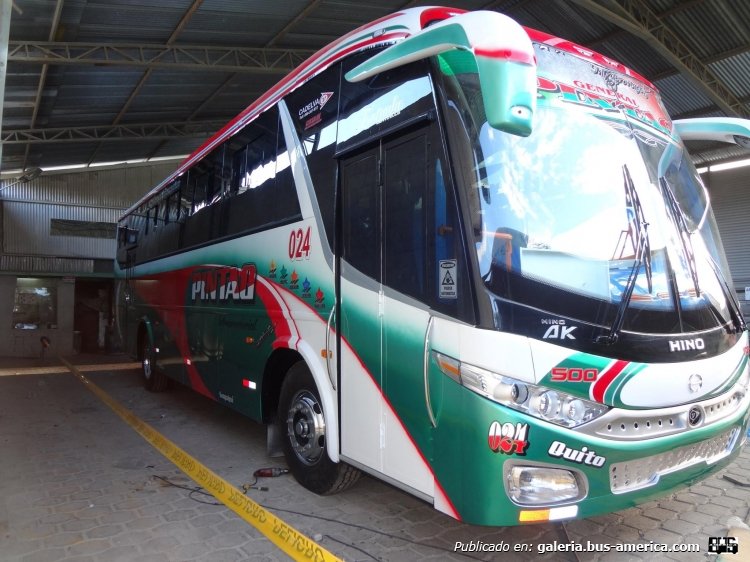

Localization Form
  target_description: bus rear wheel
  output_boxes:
[278,362,360,495]
[139,335,169,392]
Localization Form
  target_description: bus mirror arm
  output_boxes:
[673,117,750,148]
[344,11,537,137]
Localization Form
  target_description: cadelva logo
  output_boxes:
[298,92,334,120]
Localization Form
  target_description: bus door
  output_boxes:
[338,120,464,496]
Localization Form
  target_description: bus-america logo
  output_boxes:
[190,264,256,302]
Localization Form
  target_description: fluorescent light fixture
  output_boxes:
[89,160,127,168]
[696,166,708,174]
[149,154,188,162]
[23,154,187,175]
[709,158,750,172]
[40,163,86,172]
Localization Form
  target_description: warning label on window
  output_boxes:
[439,260,457,299]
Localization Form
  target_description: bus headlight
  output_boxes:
[434,352,609,428]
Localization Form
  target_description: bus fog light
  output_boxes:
[507,466,580,505]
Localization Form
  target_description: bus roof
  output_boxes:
[121,6,655,220]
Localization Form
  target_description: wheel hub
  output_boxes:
[286,390,326,466]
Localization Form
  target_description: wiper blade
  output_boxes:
[661,178,744,333]
[597,165,651,345]
[706,257,746,334]
[660,177,700,297]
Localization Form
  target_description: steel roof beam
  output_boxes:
[2,120,225,144]
[0,0,13,169]
[7,41,315,73]
[21,0,63,172]
[566,0,749,118]
[95,0,206,166]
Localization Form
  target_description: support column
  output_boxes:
[0,0,12,171]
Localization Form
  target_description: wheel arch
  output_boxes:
[263,341,339,463]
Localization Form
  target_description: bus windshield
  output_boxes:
[439,45,736,335]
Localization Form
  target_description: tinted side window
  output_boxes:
[341,147,380,281]
[338,55,434,154]
[225,105,301,235]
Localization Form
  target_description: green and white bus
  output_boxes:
[116,6,750,526]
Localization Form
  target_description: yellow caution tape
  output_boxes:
[59,357,343,562]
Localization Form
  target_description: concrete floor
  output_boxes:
[1,353,749,562]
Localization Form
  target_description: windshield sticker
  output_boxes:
[298,92,334,120]
[299,92,334,130]
[537,76,670,137]
[548,440,605,467]
[488,421,529,455]
[439,259,458,299]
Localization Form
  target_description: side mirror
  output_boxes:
[673,117,750,148]
[344,11,537,137]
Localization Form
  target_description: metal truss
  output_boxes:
[8,41,316,73]
[2,120,226,144]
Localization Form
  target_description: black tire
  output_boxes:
[278,362,360,495]
[140,334,169,393]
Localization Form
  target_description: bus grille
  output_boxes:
[585,387,746,441]
[609,427,739,494]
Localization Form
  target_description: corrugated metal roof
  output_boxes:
[3,0,750,174]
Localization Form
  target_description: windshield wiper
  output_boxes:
[660,177,700,297]
[660,178,744,333]
[706,257,746,334]
[597,165,652,345]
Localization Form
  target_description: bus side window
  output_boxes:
[341,148,380,281]
[191,166,210,215]
[161,195,170,225]
[226,105,300,235]
[170,179,183,223]
[179,176,193,222]
[274,111,300,224]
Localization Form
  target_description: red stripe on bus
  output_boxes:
[474,47,535,65]
[255,278,297,351]
[591,360,629,403]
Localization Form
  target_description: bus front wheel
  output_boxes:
[278,362,360,495]
[139,335,169,392]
